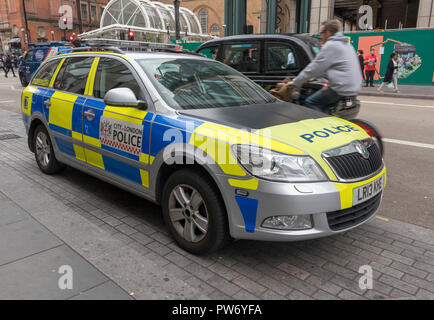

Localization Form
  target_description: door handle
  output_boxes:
[44,100,51,108]
[84,109,95,121]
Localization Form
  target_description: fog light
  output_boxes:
[262,215,312,230]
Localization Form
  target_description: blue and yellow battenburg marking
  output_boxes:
[23,51,384,236]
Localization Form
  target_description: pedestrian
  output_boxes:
[378,52,400,93]
[0,55,6,75]
[4,53,16,78]
[12,55,18,69]
[357,50,365,81]
[364,48,377,87]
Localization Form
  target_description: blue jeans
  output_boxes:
[304,87,340,113]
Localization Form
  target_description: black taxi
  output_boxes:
[196,34,322,90]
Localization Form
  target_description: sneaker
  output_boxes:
[377,88,383,92]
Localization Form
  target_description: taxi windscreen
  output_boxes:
[137,58,275,110]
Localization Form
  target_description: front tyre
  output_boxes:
[161,169,230,255]
[33,125,65,174]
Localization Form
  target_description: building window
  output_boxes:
[90,5,97,23]
[210,24,219,36]
[81,3,88,21]
[199,9,208,34]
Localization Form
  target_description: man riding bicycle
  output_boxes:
[289,19,362,112]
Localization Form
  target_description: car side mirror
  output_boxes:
[104,88,147,109]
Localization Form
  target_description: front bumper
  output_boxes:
[218,166,386,241]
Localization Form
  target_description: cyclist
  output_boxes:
[289,19,362,112]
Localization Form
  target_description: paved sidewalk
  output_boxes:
[0,108,433,300]
[0,181,133,299]
[360,84,434,100]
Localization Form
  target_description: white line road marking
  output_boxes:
[384,138,434,150]
[361,100,434,109]
[0,100,16,103]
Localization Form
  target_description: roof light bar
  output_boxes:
[86,38,180,52]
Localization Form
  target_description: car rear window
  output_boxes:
[298,36,322,56]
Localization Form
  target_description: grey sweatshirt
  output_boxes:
[292,32,362,96]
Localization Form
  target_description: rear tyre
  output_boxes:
[161,169,230,255]
[351,118,384,156]
[33,125,65,174]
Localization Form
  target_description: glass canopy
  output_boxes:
[81,0,208,41]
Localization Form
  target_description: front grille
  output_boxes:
[325,143,383,180]
[327,192,382,231]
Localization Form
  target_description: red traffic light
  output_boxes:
[63,17,68,25]
[128,31,134,41]
[69,36,74,42]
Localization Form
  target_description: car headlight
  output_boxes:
[232,144,327,182]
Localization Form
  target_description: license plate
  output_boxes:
[353,174,384,206]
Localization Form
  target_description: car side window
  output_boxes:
[53,57,94,94]
[31,60,61,87]
[93,57,141,100]
[266,43,298,71]
[221,43,260,73]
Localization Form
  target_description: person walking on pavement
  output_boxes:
[4,53,16,78]
[0,55,6,75]
[12,55,18,69]
[357,50,365,81]
[378,52,400,93]
[364,49,377,87]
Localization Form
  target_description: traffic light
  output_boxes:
[63,17,68,26]
[128,30,134,41]
[69,36,74,42]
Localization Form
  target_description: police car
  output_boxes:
[21,39,386,254]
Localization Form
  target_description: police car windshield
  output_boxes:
[137,58,275,110]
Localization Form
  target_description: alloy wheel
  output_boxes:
[35,131,51,167]
[168,184,209,243]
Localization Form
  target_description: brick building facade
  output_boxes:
[0,0,109,53]
[1,0,432,53]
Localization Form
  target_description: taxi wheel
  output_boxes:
[161,169,230,255]
[33,125,65,174]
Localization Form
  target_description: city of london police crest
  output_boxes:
[99,117,143,156]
